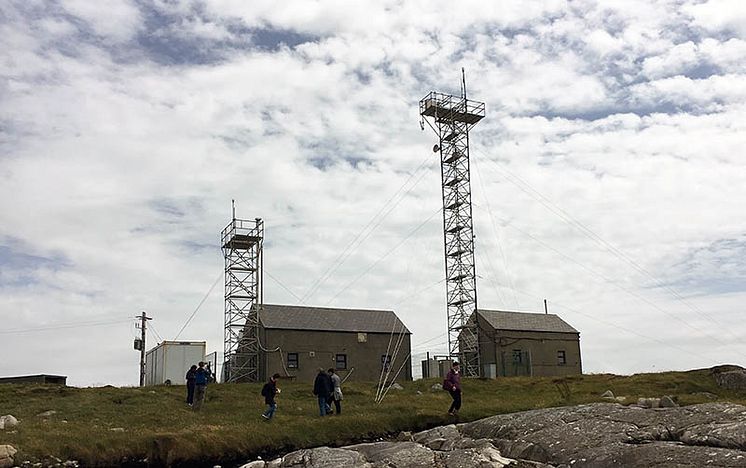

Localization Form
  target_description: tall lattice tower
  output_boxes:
[419,72,485,377]
[221,205,263,382]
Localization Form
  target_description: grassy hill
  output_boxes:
[1,368,743,467]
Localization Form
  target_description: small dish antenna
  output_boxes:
[432,144,440,153]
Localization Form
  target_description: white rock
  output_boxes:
[0,444,17,468]
[238,461,265,468]
[0,415,18,430]
[390,383,404,390]
[37,410,57,418]
[110,427,125,432]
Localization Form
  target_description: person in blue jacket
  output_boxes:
[192,361,211,411]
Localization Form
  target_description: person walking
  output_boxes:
[185,364,197,406]
[445,361,462,416]
[327,368,343,415]
[261,373,281,420]
[313,368,333,416]
[192,361,211,411]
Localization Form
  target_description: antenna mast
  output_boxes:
[221,204,264,382]
[419,71,485,377]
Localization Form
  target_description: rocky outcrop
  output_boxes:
[241,402,746,468]
[239,426,521,468]
[462,402,746,467]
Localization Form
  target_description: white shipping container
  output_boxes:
[144,341,206,386]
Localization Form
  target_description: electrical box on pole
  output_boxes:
[419,70,485,377]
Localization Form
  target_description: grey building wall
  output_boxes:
[478,323,582,377]
[261,328,412,382]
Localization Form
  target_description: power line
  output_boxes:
[0,318,132,335]
[471,148,742,351]
[265,268,303,302]
[324,206,442,306]
[300,153,436,304]
[174,271,222,340]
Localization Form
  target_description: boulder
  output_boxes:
[660,395,678,408]
[0,415,18,430]
[390,383,404,390]
[0,445,17,468]
[280,447,371,468]
[714,370,746,391]
[431,383,442,392]
[345,442,434,468]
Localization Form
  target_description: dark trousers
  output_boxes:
[327,395,341,414]
[186,383,195,404]
[448,389,462,412]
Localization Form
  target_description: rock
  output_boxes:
[345,442,433,467]
[390,383,404,390]
[109,427,125,432]
[431,383,442,392]
[238,462,265,468]
[395,431,413,442]
[281,447,371,467]
[36,410,57,418]
[694,391,718,400]
[636,397,661,408]
[461,402,746,467]
[660,395,678,408]
[601,390,614,398]
[0,415,18,430]
[416,390,422,395]
[714,369,746,391]
[0,445,17,468]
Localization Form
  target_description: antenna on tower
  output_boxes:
[419,72,486,377]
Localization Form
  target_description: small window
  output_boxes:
[335,354,347,370]
[512,349,522,363]
[287,353,299,369]
[381,354,391,370]
[557,350,567,366]
[358,333,367,343]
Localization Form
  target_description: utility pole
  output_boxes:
[136,311,152,387]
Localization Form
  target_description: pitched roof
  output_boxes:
[258,304,410,334]
[477,309,579,334]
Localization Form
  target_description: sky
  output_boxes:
[1,0,745,387]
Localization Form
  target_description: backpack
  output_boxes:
[260,383,270,397]
[442,378,450,391]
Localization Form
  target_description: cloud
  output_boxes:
[1,1,746,385]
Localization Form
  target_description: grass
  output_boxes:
[0,368,743,467]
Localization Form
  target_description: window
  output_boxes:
[335,354,347,370]
[287,353,299,369]
[381,354,391,370]
[512,349,522,363]
[557,350,567,366]
[357,333,367,343]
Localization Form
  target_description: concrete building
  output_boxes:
[469,309,582,378]
[258,304,412,382]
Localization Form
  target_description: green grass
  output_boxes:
[0,369,743,466]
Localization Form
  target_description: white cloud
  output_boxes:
[684,0,746,38]
[1,1,746,386]
[60,0,143,43]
